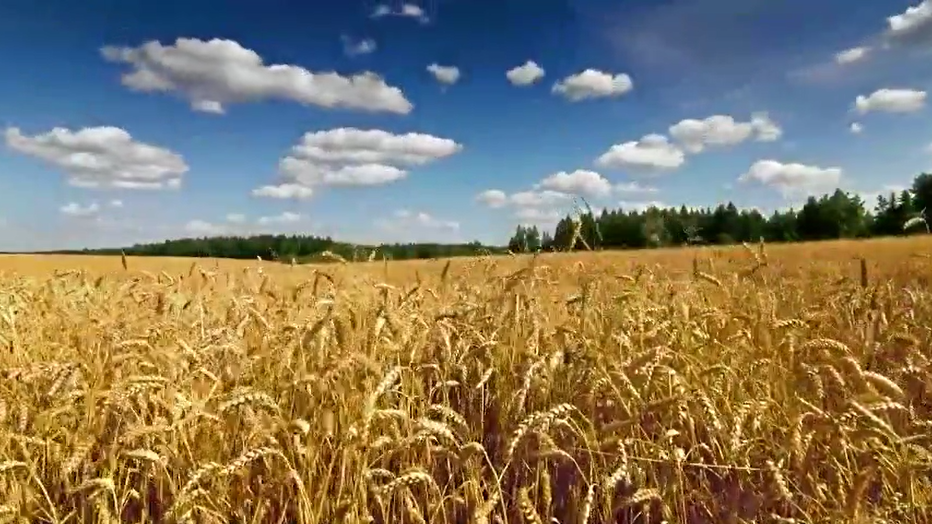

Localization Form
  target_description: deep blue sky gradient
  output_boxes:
[1,0,931,249]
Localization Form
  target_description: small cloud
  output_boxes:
[109,199,124,208]
[835,46,871,64]
[6,126,187,190]
[257,211,302,225]
[506,61,545,86]
[536,169,612,198]
[400,3,426,18]
[552,69,633,101]
[475,187,575,226]
[509,190,573,208]
[60,202,101,218]
[475,189,507,208]
[668,112,781,154]
[750,112,783,142]
[255,127,463,197]
[101,37,413,114]
[738,159,843,198]
[595,134,685,173]
[191,100,224,114]
[885,0,932,46]
[252,183,315,200]
[850,122,863,134]
[371,3,429,23]
[855,88,927,114]
[426,63,460,85]
[225,213,246,223]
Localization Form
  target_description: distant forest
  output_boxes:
[36,237,501,263]
[22,173,932,263]
[508,172,931,252]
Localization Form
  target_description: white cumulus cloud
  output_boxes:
[855,88,926,114]
[595,134,685,172]
[552,69,633,101]
[100,37,413,115]
[401,3,425,17]
[886,1,932,44]
[476,189,508,208]
[506,61,545,86]
[475,186,577,226]
[280,162,407,187]
[738,160,843,197]
[254,128,462,198]
[251,184,315,200]
[668,113,782,154]
[371,3,429,23]
[60,202,101,218]
[109,199,124,208]
[750,113,783,142]
[835,46,871,64]
[850,122,863,134]
[426,64,461,85]
[509,190,572,208]
[536,169,612,198]
[285,128,462,165]
[5,126,187,189]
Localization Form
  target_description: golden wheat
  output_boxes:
[0,237,929,522]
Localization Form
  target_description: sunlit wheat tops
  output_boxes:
[0,236,929,522]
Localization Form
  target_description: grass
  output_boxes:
[0,236,930,523]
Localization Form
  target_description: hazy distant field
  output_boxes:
[0,236,930,522]
[2,235,931,285]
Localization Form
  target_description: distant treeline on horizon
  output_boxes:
[7,173,931,263]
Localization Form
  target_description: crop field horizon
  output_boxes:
[3,234,931,281]
[0,235,930,523]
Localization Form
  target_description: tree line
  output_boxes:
[49,234,504,262]
[509,173,932,252]
[42,173,932,262]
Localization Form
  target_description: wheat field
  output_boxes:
[0,236,930,523]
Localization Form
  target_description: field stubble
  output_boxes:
[0,237,931,523]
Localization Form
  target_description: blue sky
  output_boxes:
[2,0,932,250]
